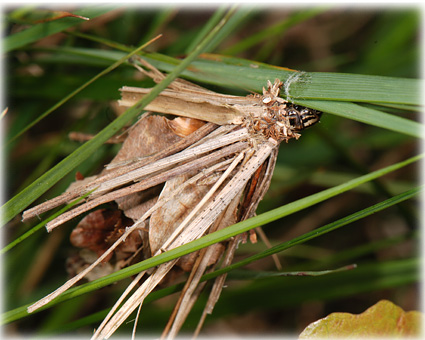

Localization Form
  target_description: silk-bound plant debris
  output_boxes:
[22,56,325,338]
[2,6,421,339]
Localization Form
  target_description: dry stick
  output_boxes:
[166,246,217,340]
[160,154,246,338]
[22,121,218,221]
[120,84,262,108]
[193,148,280,336]
[105,121,218,170]
[172,157,236,191]
[46,141,248,232]
[193,234,242,338]
[101,269,147,339]
[119,85,261,126]
[86,157,243,337]
[186,124,238,149]
[95,152,247,339]
[239,148,283,270]
[255,227,282,270]
[28,215,149,313]
[132,303,143,340]
[68,131,127,144]
[159,151,246,252]
[161,244,212,339]
[27,143,248,313]
[95,128,250,196]
[93,140,276,339]
[28,153,234,314]
[94,259,179,340]
[243,148,279,220]
[22,191,76,221]
[165,191,242,340]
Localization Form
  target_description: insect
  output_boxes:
[23,57,322,339]
[286,104,322,131]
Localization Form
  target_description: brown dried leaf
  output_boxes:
[150,173,215,255]
[67,206,143,281]
[69,208,134,260]
[67,250,115,281]
[106,115,182,167]
[107,115,183,221]
[150,171,222,271]
[163,164,243,337]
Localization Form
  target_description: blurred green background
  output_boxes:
[3,5,420,338]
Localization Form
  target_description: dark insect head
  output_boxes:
[286,104,322,131]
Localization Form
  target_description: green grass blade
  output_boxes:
[142,54,421,105]
[212,258,418,312]
[104,158,421,285]
[34,257,419,336]
[221,7,325,55]
[184,7,228,53]
[296,99,422,138]
[4,5,116,52]
[305,231,417,271]
[2,155,420,325]
[6,39,157,145]
[1,7,238,226]
[1,43,148,226]
[140,8,177,44]
[26,46,420,106]
[32,46,420,137]
[209,185,421,279]
[0,190,94,254]
[227,265,357,280]
[288,71,420,104]
[198,7,253,53]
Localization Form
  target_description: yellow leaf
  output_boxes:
[299,300,422,338]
